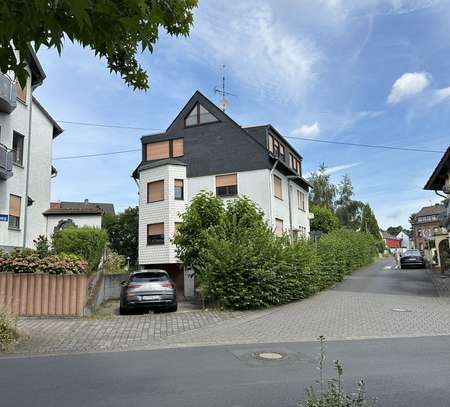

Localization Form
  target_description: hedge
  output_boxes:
[52,227,107,273]
[0,249,88,275]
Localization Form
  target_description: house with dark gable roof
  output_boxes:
[132,91,312,297]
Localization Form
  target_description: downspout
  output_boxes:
[268,159,279,230]
[22,90,33,248]
[287,178,293,239]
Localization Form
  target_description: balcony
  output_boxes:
[0,74,17,113]
[0,145,13,180]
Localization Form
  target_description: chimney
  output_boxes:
[50,202,61,209]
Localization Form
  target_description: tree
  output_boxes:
[335,175,364,229]
[336,174,353,206]
[102,207,138,267]
[310,205,340,234]
[308,163,337,210]
[386,226,403,236]
[0,0,198,89]
[360,203,384,252]
[409,213,417,227]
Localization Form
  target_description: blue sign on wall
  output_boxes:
[0,214,9,222]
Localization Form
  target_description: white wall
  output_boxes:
[45,214,102,238]
[139,164,187,265]
[0,72,32,249]
[26,101,54,247]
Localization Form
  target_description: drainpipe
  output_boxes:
[268,159,279,229]
[287,175,299,240]
[22,90,33,248]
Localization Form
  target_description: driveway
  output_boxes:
[7,258,450,355]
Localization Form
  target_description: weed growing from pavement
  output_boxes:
[299,336,376,407]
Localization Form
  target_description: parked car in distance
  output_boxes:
[400,249,425,269]
[120,270,177,314]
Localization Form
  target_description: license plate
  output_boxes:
[142,295,160,301]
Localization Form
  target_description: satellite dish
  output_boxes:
[219,97,229,112]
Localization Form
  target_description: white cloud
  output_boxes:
[387,72,431,104]
[187,2,321,103]
[434,86,450,103]
[292,122,320,137]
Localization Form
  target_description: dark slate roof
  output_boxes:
[424,146,450,191]
[43,207,103,216]
[415,203,446,217]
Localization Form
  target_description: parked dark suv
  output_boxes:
[120,270,177,314]
[400,249,425,269]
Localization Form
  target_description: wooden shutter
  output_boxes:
[273,175,282,199]
[175,179,184,188]
[148,180,164,202]
[216,174,237,187]
[16,81,27,103]
[268,135,274,152]
[148,223,164,236]
[9,195,21,217]
[146,141,169,160]
[172,139,184,157]
[275,218,284,237]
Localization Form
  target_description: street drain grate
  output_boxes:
[255,352,285,360]
[391,308,412,312]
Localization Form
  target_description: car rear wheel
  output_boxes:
[166,304,178,313]
[119,305,130,315]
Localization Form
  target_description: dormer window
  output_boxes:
[184,103,218,127]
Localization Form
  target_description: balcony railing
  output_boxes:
[0,144,13,180]
[0,74,17,113]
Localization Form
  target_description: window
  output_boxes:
[8,194,21,230]
[146,141,169,161]
[174,179,184,200]
[298,190,305,211]
[147,180,164,203]
[216,174,238,197]
[275,218,284,237]
[273,138,280,157]
[16,81,27,104]
[184,103,218,127]
[279,144,285,161]
[267,135,286,161]
[172,138,184,157]
[147,223,164,245]
[268,135,274,152]
[273,175,283,200]
[289,153,300,175]
[12,132,24,165]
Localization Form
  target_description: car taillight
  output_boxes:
[160,283,174,289]
[127,284,142,289]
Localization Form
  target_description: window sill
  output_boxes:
[147,243,165,246]
[275,196,283,201]
[174,198,184,201]
[217,194,238,198]
[147,199,165,204]
[8,227,21,232]
[12,162,24,169]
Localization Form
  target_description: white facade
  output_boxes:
[45,214,103,238]
[0,59,60,250]
[139,166,310,267]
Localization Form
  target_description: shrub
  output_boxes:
[33,235,52,257]
[0,307,19,352]
[0,250,88,274]
[103,250,127,275]
[53,226,107,273]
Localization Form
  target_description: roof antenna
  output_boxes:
[214,64,236,112]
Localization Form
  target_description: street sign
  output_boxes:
[0,214,8,222]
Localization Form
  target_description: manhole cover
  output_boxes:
[254,352,285,360]
[391,308,411,312]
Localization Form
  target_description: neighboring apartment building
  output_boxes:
[411,203,447,251]
[0,46,62,251]
[43,200,115,238]
[133,91,312,297]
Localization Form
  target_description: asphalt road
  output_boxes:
[2,335,450,407]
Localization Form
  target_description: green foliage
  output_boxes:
[103,250,127,275]
[174,191,226,273]
[300,337,375,407]
[33,235,51,257]
[360,204,384,252]
[175,194,378,310]
[310,205,340,234]
[0,0,198,89]
[0,250,87,274]
[53,227,107,273]
[308,164,337,210]
[0,307,19,352]
[386,226,402,236]
[409,212,417,227]
[103,207,138,267]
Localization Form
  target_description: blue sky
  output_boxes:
[34,0,450,229]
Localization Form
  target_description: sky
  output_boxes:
[33,0,450,229]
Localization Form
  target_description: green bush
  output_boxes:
[53,227,107,273]
[0,250,88,274]
[0,307,19,352]
[176,194,379,310]
[103,249,127,275]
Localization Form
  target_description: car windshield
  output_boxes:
[404,250,421,256]
[131,272,169,282]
